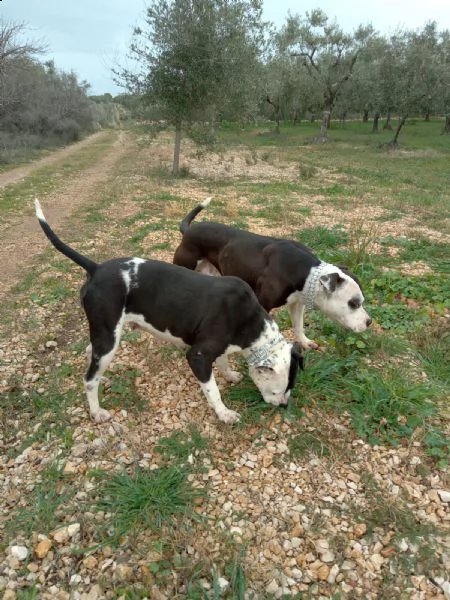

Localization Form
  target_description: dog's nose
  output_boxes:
[279,401,289,409]
[366,317,372,327]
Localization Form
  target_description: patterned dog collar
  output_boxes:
[305,262,330,310]
[246,331,285,368]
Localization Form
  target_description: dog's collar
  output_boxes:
[304,262,330,310]
[246,331,285,368]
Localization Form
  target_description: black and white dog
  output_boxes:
[35,200,302,424]
[173,199,372,350]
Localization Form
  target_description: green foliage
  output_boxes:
[296,225,348,263]
[5,462,77,539]
[0,38,113,163]
[103,366,145,414]
[288,432,330,458]
[95,466,203,543]
[155,424,210,463]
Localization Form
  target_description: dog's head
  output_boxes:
[314,265,371,332]
[248,329,303,408]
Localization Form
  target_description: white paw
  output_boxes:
[300,337,319,350]
[219,409,241,424]
[224,370,243,384]
[92,408,112,423]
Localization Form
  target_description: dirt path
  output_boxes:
[0,130,130,301]
[0,132,106,189]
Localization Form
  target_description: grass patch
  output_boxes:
[155,424,211,463]
[296,225,348,262]
[4,461,78,541]
[222,372,279,428]
[288,432,330,458]
[94,466,204,545]
[102,366,145,414]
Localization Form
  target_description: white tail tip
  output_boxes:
[201,197,212,208]
[34,197,45,221]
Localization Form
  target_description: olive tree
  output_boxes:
[276,9,374,140]
[117,0,267,174]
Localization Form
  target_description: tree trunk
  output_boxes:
[424,109,430,122]
[315,110,330,143]
[383,111,393,130]
[362,109,369,122]
[172,124,182,175]
[388,115,407,148]
[266,96,281,133]
[442,114,450,134]
[372,111,380,133]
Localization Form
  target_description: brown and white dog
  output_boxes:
[35,199,302,424]
[173,199,371,349]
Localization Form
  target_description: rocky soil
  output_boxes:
[0,131,448,599]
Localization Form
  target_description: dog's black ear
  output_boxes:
[338,265,362,289]
[291,342,304,370]
[319,272,344,293]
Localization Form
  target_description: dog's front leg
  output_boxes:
[187,348,240,424]
[289,302,318,350]
[216,353,243,384]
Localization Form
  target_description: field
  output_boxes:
[0,118,449,599]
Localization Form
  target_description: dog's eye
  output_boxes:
[348,299,360,310]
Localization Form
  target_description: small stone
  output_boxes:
[114,564,134,581]
[83,556,98,570]
[262,454,273,468]
[67,523,81,537]
[327,564,340,585]
[320,550,335,563]
[70,574,82,586]
[10,545,29,561]
[35,538,52,558]
[27,563,39,573]
[217,577,229,593]
[370,554,384,570]
[51,527,70,544]
[354,523,367,538]
[266,579,279,594]
[317,564,330,581]
[63,462,78,475]
[381,546,396,558]
[3,591,16,600]
[438,490,450,503]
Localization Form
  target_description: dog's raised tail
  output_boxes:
[34,198,98,276]
[179,197,212,233]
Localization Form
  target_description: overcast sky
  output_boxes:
[1,0,449,95]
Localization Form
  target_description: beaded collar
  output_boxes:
[246,331,285,368]
[304,262,330,310]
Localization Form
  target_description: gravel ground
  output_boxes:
[0,133,449,599]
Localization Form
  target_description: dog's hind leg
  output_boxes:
[187,347,240,424]
[289,302,318,350]
[84,316,124,422]
[173,244,200,270]
[216,353,243,384]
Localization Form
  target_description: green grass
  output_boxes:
[94,466,204,545]
[4,462,78,541]
[2,118,449,597]
[155,424,211,463]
